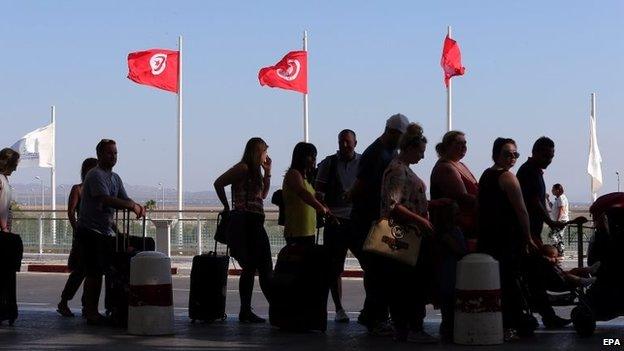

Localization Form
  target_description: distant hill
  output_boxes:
[10,183,280,209]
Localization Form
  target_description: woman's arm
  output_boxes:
[499,171,537,252]
[67,184,81,231]
[391,204,433,232]
[213,163,247,211]
[261,156,272,199]
[285,169,328,214]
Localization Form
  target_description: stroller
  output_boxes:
[571,192,624,336]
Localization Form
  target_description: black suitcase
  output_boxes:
[104,211,150,327]
[269,236,331,332]
[188,240,229,323]
[0,232,22,326]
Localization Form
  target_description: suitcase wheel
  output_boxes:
[220,313,227,321]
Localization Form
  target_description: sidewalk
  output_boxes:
[1,309,620,351]
[4,266,621,350]
[22,254,367,276]
[23,253,584,278]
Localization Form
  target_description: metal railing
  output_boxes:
[13,209,594,260]
[11,209,290,256]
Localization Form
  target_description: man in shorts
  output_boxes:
[78,139,145,324]
[316,129,361,323]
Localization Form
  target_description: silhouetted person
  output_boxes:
[0,148,19,233]
[430,131,478,249]
[315,129,360,323]
[57,157,98,317]
[517,137,569,329]
[282,142,330,246]
[214,137,273,323]
[349,113,409,335]
[477,138,538,341]
[78,139,145,325]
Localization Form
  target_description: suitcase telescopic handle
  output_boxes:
[142,216,146,251]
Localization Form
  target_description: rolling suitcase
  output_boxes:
[269,232,331,332]
[0,232,23,326]
[104,211,150,327]
[188,238,229,323]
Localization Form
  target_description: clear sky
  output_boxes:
[0,0,622,203]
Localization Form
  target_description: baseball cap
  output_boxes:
[385,113,409,133]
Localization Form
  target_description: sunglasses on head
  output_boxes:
[503,151,520,159]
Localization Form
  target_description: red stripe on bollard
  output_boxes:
[455,289,502,313]
[129,284,173,307]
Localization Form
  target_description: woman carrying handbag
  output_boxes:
[214,137,273,323]
[375,123,446,343]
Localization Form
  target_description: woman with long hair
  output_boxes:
[282,142,330,246]
[57,157,98,317]
[0,148,19,233]
[214,137,273,323]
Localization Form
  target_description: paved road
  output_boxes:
[1,273,623,350]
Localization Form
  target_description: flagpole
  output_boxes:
[446,26,452,132]
[591,93,597,202]
[303,30,309,142]
[51,105,57,244]
[177,35,184,250]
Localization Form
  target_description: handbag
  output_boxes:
[213,211,230,244]
[363,218,423,266]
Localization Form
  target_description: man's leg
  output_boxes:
[327,220,352,322]
[81,230,111,323]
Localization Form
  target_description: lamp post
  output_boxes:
[617,172,621,192]
[34,176,44,211]
[29,188,35,207]
[158,182,165,211]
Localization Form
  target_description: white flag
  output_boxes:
[10,123,54,168]
[587,111,602,197]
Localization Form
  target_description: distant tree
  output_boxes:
[10,200,21,211]
[145,199,157,211]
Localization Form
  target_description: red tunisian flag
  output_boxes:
[127,49,179,93]
[258,51,307,94]
[440,35,465,87]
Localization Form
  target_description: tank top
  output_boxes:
[231,170,264,215]
[430,160,478,238]
[283,177,316,238]
[0,175,11,228]
[477,168,521,257]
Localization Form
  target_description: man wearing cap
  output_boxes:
[349,113,409,335]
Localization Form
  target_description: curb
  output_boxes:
[27,265,179,275]
[25,265,364,277]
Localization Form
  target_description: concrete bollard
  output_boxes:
[454,253,503,345]
[127,251,174,335]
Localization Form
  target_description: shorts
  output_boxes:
[78,226,113,276]
[323,219,355,276]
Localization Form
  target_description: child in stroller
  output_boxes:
[571,192,624,336]
[539,245,599,288]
